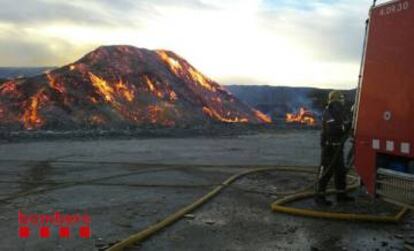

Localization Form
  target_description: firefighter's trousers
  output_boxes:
[316,144,347,195]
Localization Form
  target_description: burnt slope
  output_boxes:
[0,45,270,130]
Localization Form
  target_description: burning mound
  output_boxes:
[0,45,270,130]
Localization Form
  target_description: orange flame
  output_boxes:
[89,72,135,103]
[143,76,163,98]
[145,105,176,127]
[253,109,272,123]
[22,89,48,129]
[157,51,216,92]
[144,76,155,92]
[47,73,66,94]
[88,72,114,102]
[0,81,19,97]
[188,68,216,92]
[157,51,183,75]
[285,107,316,126]
[115,80,134,102]
[202,106,248,123]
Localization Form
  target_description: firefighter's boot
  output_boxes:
[336,193,355,203]
[314,196,333,207]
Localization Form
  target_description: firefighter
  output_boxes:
[315,90,355,206]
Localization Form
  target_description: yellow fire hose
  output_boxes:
[107,166,409,251]
[271,184,408,223]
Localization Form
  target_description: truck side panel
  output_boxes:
[355,0,414,194]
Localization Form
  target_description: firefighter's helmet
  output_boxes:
[328,90,345,105]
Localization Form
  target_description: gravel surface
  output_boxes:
[0,130,411,251]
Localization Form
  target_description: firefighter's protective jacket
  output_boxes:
[320,101,350,146]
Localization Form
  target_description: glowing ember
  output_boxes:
[0,81,17,95]
[89,96,98,104]
[169,91,177,102]
[188,68,216,92]
[88,72,115,102]
[157,50,216,92]
[115,80,134,102]
[253,109,272,123]
[89,73,135,103]
[157,51,183,75]
[285,107,317,126]
[144,76,155,92]
[143,76,163,98]
[47,73,66,94]
[22,89,49,129]
[202,107,249,123]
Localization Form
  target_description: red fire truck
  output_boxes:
[354,0,414,209]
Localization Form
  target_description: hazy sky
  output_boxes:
[0,0,385,88]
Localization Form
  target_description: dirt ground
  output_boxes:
[0,130,412,251]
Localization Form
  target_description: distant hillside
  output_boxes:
[0,67,55,79]
[225,85,356,119]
